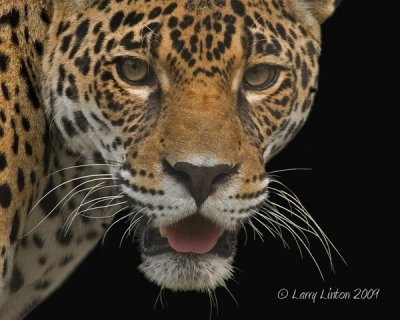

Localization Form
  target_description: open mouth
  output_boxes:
[139,215,237,258]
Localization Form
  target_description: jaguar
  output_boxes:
[0,0,341,318]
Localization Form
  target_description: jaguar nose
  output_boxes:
[163,160,237,207]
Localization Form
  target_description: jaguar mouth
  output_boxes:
[139,214,237,258]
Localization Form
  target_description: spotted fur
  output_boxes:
[0,0,340,318]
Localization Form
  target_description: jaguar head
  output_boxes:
[43,0,339,292]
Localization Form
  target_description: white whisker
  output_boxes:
[42,163,116,182]
[63,181,111,233]
[268,168,312,174]
[119,215,144,247]
[83,205,130,220]
[252,215,290,249]
[102,206,148,245]
[256,208,305,259]
[28,173,113,216]
[24,176,116,237]
[262,203,312,248]
[222,283,238,306]
[239,220,248,246]
[64,182,118,227]
[264,200,331,262]
[256,209,324,278]
[247,220,264,242]
[154,286,166,310]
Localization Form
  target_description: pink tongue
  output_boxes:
[165,215,223,254]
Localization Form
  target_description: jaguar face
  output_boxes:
[43,0,336,292]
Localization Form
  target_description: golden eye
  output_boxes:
[243,64,279,90]
[116,57,154,85]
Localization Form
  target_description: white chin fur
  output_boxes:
[139,253,235,292]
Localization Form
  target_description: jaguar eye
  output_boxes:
[116,57,154,86]
[243,64,279,90]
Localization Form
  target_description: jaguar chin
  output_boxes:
[137,212,239,292]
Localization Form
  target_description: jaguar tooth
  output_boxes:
[159,227,167,238]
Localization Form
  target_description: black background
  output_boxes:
[29,2,398,319]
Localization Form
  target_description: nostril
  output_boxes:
[162,159,192,188]
[211,172,231,188]
[211,164,240,187]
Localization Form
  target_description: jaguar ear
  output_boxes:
[290,0,342,24]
